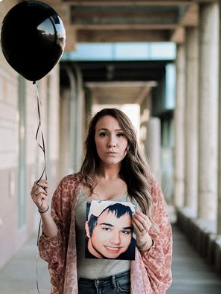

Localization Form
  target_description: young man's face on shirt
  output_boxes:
[86,210,132,259]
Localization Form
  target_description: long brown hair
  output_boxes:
[80,108,152,217]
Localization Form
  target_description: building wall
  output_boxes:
[0,1,61,269]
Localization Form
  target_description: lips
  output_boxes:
[105,246,122,253]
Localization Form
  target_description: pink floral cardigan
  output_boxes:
[39,173,172,294]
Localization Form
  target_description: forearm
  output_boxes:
[136,233,153,252]
[40,209,58,237]
[141,226,172,293]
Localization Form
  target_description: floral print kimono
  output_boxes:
[39,173,172,294]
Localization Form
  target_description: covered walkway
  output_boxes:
[1,1,221,293]
[0,225,221,294]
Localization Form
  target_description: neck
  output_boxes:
[96,164,120,180]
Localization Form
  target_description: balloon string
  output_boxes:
[36,217,42,294]
[33,81,48,294]
[34,81,48,184]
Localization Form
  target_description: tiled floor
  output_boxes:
[0,225,221,294]
[168,226,221,294]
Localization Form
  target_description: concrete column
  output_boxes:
[198,3,219,220]
[217,2,221,235]
[59,89,71,178]
[65,65,85,174]
[184,28,199,209]
[65,66,77,174]
[74,65,85,172]
[174,44,186,208]
[146,118,161,185]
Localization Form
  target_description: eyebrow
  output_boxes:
[98,128,123,132]
[100,223,132,230]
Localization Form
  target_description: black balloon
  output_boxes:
[1,1,66,82]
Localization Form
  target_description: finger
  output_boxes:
[31,185,37,193]
[36,181,48,192]
[32,193,47,202]
[33,194,48,209]
[133,212,151,230]
[35,179,48,185]
[35,184,48,195]
[35,179,48,186]
[132,221,140,235]
[133,215,144,232]
[31,184,44,197]
[132,217,145,233]
[135,211,151,223]
[36,181,48,188]
[35,192,47,199]
[133,218,149,234]
[133,213,147,228]
[32,187,48,200]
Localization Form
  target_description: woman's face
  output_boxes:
[94,115,128,167]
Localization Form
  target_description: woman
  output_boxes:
[31,108,172,294]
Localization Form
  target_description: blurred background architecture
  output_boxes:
[0,0,221,292]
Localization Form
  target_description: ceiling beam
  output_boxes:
[74,24,178,30]
[69,6,179,27]
[86,81,157,88]
[41,0,204,49]
[61,1,194,6]
[61,0,218,6]
[77,29,170,42]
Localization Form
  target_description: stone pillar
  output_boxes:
[217,2,221,234]
[184,28,199,209]
[65,66,77,174]
[174,44,186,208]
[66,65,85,173]
[146,118,161,185]
[198,3,219,220]
[74,65,85,171]
[59,89,71,178]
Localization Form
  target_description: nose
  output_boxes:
[107,135,117,148]
[110,231,120,244]
[108,142,116,148]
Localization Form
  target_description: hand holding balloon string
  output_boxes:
[31,179,49,211]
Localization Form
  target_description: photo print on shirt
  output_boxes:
[85,200,136,260]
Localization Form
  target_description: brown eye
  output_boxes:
[99,132,108,137]
[122,230,131,234]
[116,133,125,137]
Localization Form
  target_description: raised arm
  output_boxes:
[31,179,58,237]
[33,174,80,293]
